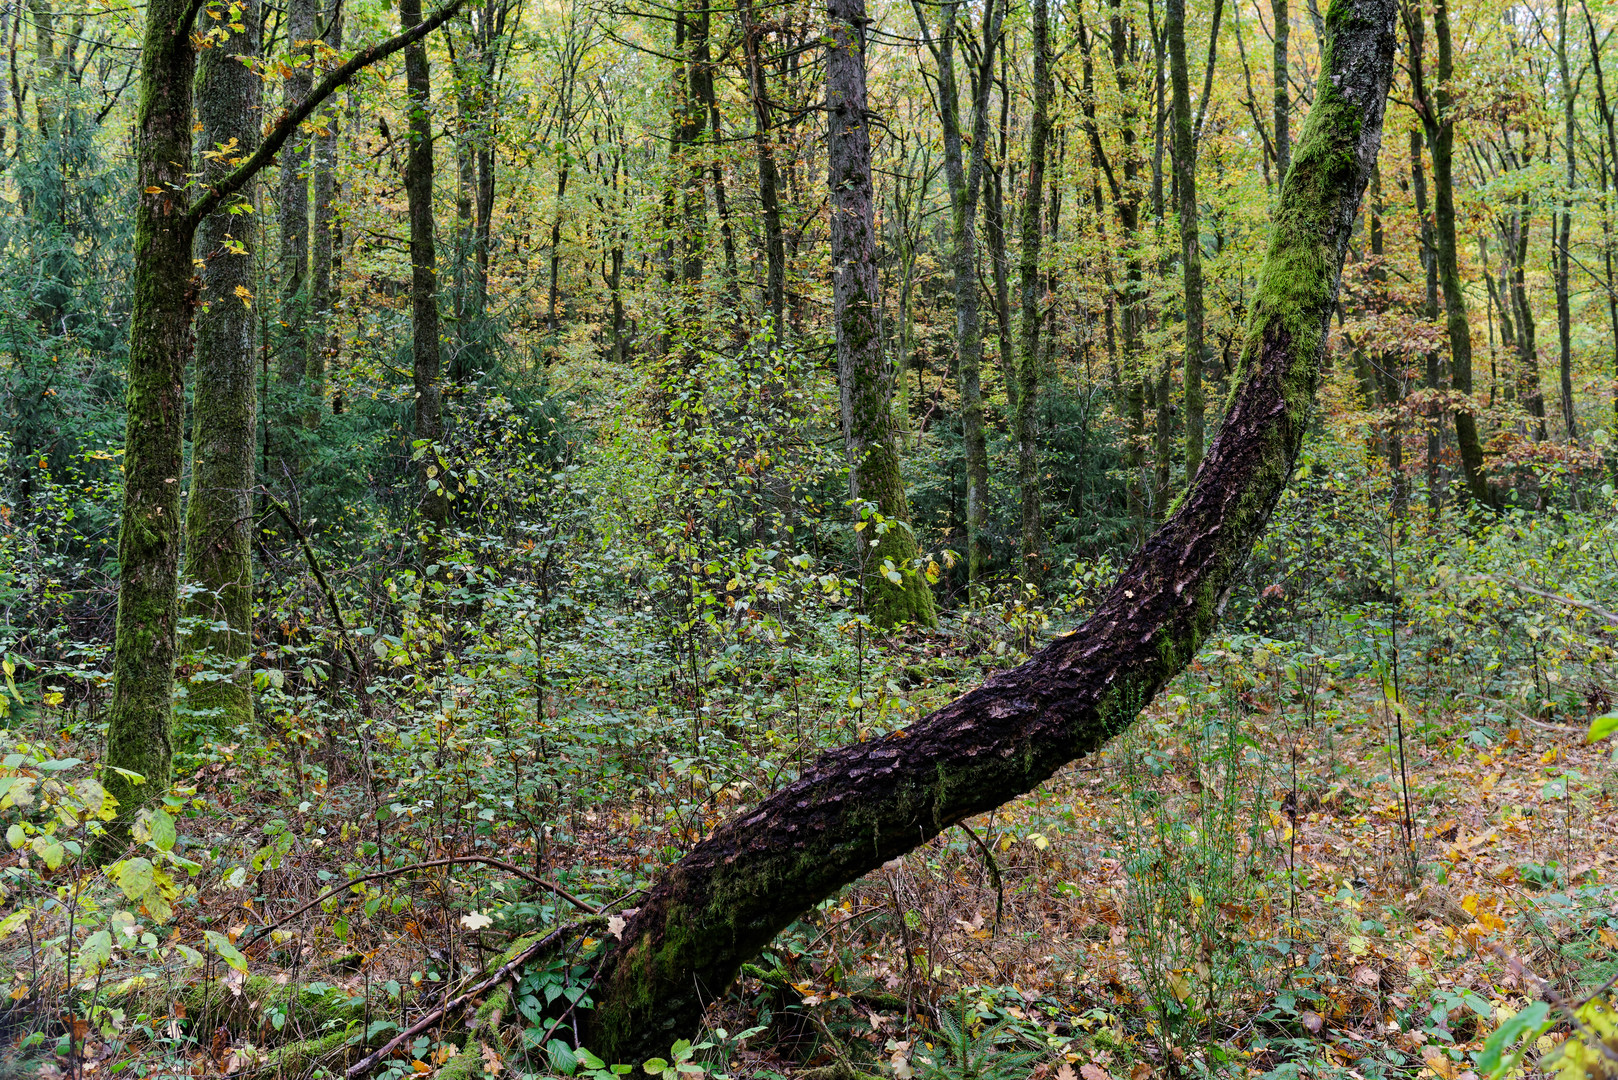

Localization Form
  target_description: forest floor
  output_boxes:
[3,640,1617,1080]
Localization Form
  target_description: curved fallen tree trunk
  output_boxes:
[582,0,1397,1060]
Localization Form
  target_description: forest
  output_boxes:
[0,0,1617,1072]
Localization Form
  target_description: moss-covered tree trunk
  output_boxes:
[1015,0,1050,582]
[403,0,449,543]
[582,0,1398,1057]
[102,0,465,834]
[828,0,936,629]
[183,0,261,737]
[103,0,200,821]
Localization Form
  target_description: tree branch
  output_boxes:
[185,0,467,227]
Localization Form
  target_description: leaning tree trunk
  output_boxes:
[828,0,936,629]
[184,0,261,737]
[582,0,1398,1058]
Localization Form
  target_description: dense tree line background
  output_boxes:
[0,0,1616,1073]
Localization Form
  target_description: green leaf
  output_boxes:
[643,1059,670,1075]
[148,809,177,852]
[114,857,155,901]
[1588,713,1618,744]
[6,823,25,849]
[203,929,250,973]
[1476,1001,1551,1078]
[0,909,31,937]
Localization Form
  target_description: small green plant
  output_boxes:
[912,991,1043,1080]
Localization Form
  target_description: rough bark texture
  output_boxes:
[104,0,199,820]
[1272,0,1289,177]
[828,0,936,629]
[403,0,448,542]
[582,0,1398,1057]
[1015,0,1051,582]
[1167,0,1206,478]
[184,0,261,736]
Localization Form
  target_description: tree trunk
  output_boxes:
[1272,0,1289,178]
[1584,0,1618,475]
[103,0,200,822]
[1167,0,1206,478]
[583,0,1398,1057]
[738,0,784,334]
[1554,0,1576,441]
[100,0,468,836]
[308,0,341,416]
[1409,0,1494,508]
[1408,128,1442,509]
[828,0,936,630]
[919,0,1001,596]
[277,0,315,389]
[403,0,448,542]
[1506,194,1547,438]
[1016,0,1051,582]
[184,0,261,738]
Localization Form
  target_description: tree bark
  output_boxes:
[184,0,261,737]
[828,0,936,630]
[916,0,1001,596]
[1408,0,1494,509]
[403,0,448,544]
[1584,0,1618,475]
[1016,0,1051,582]
[277,0,315,389]
[1272,0,1289,178]
[1553,0,1576,441]
[101,0,467,835]
[103,0,200,824]
[737,0,784,334]
[1167,0,1206,478]
[1409,127,1442,510]
[582,0,1398,1057]
[308,0,342,415]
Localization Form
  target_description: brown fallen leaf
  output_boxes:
[1081,1064,1111,1080]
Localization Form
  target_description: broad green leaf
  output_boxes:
[114,857,155,901]
[6,823,25,849]
[80,929,113,971]
[1476,1001,1551,1077]
[643,1059,669,1075]
[148,809,177,852]
[1589,713,1618,744]
[0,908,31,937]
[203,930,249,973]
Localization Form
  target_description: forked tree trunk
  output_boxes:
[582,0,1398,1057]
[828,0,936,629]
